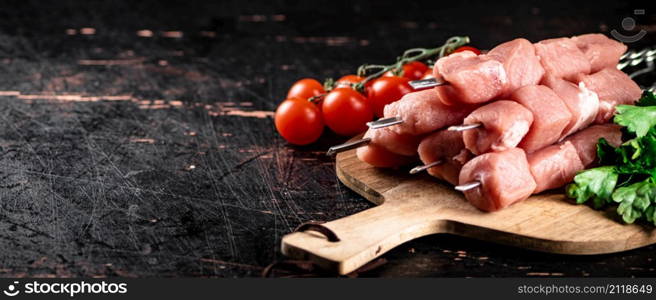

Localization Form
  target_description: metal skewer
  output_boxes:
[338,121,481,156]
[409,160,444,174]
[628,55,654,79]
[408,77,447,90]
[618,46,656,79]
[326,138,371,156]
[618,47,656,70]
[448,123,482,131]
[367,116,404,129]
[455,181,481,191]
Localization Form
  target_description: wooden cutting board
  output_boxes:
[281,142,656,275]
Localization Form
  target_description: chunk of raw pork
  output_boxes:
[459,148,536,212]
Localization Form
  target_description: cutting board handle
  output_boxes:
[281,199,447,275]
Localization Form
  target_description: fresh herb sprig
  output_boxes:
[567,91,656,225]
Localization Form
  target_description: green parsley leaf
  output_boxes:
[566,166,619,208]
[567,91,656,226]
[617,200,642,223]
[614,105,656,138]
[645,206,656,225]
[613,128,656,177]
[612,180,656,223]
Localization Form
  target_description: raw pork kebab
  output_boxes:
[348,33,642,212]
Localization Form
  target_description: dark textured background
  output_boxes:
[0,0,655,277]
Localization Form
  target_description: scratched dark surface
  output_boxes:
[0,0,655,278]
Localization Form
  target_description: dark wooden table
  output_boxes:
[1,0,655,277]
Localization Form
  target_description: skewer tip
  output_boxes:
[326,148,338,156]
[326,138,371,156]
[448,123,482,132]
[454,181,482,192]
[409,160,444,174]
[367,117,404,129]
[408,166,423,175]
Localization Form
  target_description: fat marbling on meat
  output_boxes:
[574,67,642,124]
[541,75,600,139]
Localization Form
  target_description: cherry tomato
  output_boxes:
[451,46,481,55]
[322,88,373,136]
[275,97,324,145]
[286,78,325,100]
[421,68,434,80]
[367,76,413,118]
[400,61,428,80]
[383,61,428,80]
[335,74,365,87]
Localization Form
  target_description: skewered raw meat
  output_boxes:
[487,38,545,95]
[417,130,472,185]
[511,85,572,153]
[562,124,623,166]
[433,51,508,105]
[541,75,599,138]
[571,33,627,72]
[356,128,415,168]
[367,126,423,156]
[527,141,584,193]
[534,37,591,81]
[461,100,534,155]
[458,148,536,212]
[383,89,476,135]
[574,68,642,123]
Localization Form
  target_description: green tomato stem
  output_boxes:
[307,93,325,103]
